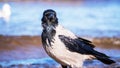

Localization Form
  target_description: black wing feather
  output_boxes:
[59,35,95,54]
[59,35,115,64]
[78,37,95,48]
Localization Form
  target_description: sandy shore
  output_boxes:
[0,35,47,61]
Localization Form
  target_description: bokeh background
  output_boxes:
[0,0,120,68]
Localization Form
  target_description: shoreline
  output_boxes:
[0,35,120,49]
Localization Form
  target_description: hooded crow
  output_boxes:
[41,9,115,68]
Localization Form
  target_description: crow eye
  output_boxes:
[45,14,49,16]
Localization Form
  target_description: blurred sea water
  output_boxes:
[0,1,120,37]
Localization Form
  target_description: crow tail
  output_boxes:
[93,51,115,64]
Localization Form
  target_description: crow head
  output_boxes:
[41,9,58,30]
[41,9,57,46]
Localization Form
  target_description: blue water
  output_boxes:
[0,2,120,37]
[0,49,120,68]
[0,58,59,67]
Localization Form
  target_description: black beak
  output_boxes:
[48,14,54,20]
